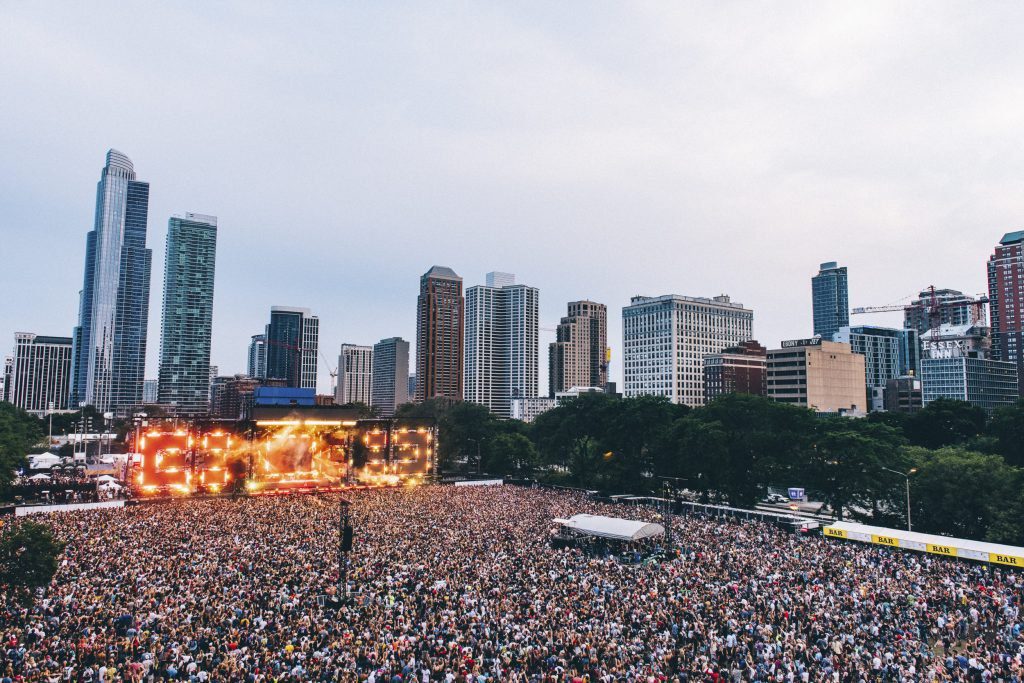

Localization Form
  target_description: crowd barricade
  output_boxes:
[822,520,1024,568]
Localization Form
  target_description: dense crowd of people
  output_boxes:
[8,472,119,506]
[1,484,1022,681]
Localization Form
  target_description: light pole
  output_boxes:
[882,466,918,531]
[338,495,353,603]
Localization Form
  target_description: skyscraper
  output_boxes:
[1,355,13,403]
[371,337,410,417]
[811,261,849,339]
[9,333,73,416]
[247,334,267,378]
[264,307,319,390]
[464,272,539,418]
[623,294,753,406]
[156,213,218,415]
[549,300,607,396]
[336,344,373,405]
[988,231,1024,389]
[71,149,152,414]
[415,266,464,402]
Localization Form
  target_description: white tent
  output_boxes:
[28,473,51,481]
[554,514,665,542]
[96,475,118,483]
[28,453,61,469]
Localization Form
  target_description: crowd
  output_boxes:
[1,484,1022,681]
[8,472,113,506]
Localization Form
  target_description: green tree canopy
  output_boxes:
[0,402,44,499]
[904,398,986,449]
[0,519,65,599]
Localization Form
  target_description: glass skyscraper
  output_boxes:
[264,307,319,389]
[811,261,849,339]
[71,149,152,415]
[156,213,218,415]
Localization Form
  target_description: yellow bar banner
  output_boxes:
[927,543,956,557]
[989,553,1024,568]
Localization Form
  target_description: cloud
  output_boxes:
[0,2,1021,395]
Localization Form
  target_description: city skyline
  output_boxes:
[1,4,1020,396]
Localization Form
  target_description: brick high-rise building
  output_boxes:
[549,300,607,396]
[988,230,1024,391]
[703,339,767,403]
[415,266,464,402]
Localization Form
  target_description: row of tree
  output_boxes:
[399,394,1024,546]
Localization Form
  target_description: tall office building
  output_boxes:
[811,261,849,339]
[988,231,1024,389]
[904,288,987,336]
[371,337,410,417]
[623,294,753,406]
[832,326,920,411]
[1,355,12,403]
[464,272,539,418]
[8,333,73,416]
[336,344,373,405]
[156,213,218,415]
[71,149,152,414]
[142,379,158,404]
[767,339,867,414]
[921,324,1017,410]
[264,307,319,390]
[414,266,464,402]
[549,300,607,396]
[247,334,267,379]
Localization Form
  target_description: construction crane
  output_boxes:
[852,285,989,340]
[318,350,338,397]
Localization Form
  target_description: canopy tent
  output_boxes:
[28,453,61,469]
[28,473,51,481]
[554,514,665,542]
[95,475,118,482]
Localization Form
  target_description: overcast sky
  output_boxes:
[2,2,1021,395]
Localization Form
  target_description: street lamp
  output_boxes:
[881,466,918,531]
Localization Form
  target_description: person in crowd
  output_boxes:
[0,485,1021,681]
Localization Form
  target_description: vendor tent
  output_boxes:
[28,453,61,469]
[554,514,665,542]
[28,473,51,481]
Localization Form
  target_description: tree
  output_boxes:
[905,446,1019,541]
[986,400,1024,468]
[904,399,986,449]
[0,520,65,600]
[675,394,816,507]
[806,419,907,521]
[484,433,539,475]
[0,403,44,499]
[531,393,619,475]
